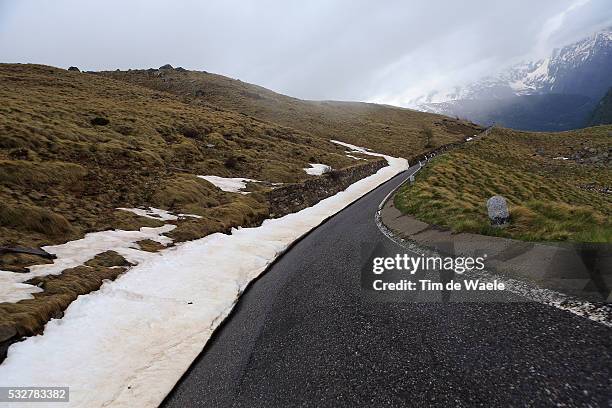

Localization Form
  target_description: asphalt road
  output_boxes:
[163,168,612,407]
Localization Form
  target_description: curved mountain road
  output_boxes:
[163,168,611,407]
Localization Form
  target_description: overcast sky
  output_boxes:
[1,0,611,106]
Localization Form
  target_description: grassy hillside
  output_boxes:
[0,64,364,263]
[394,126,612,242]
[0,63,376,344]
[588,87,612,126]
[0,63,481,345]
[99,66,482,159]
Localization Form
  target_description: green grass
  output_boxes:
[394,127,612,243]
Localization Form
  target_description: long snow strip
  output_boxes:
[0,142,408,408]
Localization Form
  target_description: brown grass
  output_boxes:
[0,251,129,338]
[0,63,357,254]
[100,67,482,159]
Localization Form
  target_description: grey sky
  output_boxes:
[1,0,611,106]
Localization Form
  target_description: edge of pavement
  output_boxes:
[380,197,611,302]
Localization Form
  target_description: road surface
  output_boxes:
[163,167,612,407]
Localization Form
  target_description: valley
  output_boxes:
[418,27,612,131]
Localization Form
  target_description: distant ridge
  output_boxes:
[417,27,612,131]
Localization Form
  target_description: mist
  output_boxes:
[1,0,610,105]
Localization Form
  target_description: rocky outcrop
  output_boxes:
[268,159,386,218]
[570,145,611,166]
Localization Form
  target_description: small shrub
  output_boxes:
[180,126,200,139]
[224,156,238,169]
[90,117,109,126]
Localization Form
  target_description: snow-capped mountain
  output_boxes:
[417,27,612,131]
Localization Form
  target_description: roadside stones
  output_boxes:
[487,195,510,226]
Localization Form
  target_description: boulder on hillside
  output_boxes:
[159,64,174,70]
[67,66,80,72]
[487,195,510,226]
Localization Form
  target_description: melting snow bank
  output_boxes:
[0,144,408,408]
[198,175,259,193]
[304,163,332,175]
[0,225,175,303]
[117,207,202,220]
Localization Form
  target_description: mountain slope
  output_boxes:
[0,63,365,255]
[588,87,612,126]
[99,67,482,160]
[394,126,612,242]
[424,94,595,131]
[418,28,612,104]
[418,28,612,131]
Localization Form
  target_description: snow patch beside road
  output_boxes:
[0,225,175,303]
[198,175,259,193]
[0,142,408,408]
[304,163,332,175]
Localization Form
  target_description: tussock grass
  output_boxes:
[0,252,130,337]
[101,67,482,159]
[394,127,612,242]
[0,201,73,238]
[0,63,357,254]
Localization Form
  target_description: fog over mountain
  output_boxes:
[418,28,612,131]
[0,0,611,104]
[417,28,612,104]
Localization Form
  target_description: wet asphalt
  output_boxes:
[162,168,612,408]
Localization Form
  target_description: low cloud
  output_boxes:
[1,0,610,105]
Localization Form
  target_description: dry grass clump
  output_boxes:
[0,201,73,238]
[100,67,482,159]
[135,239,166,252]
[0,251,129,338]
[394,126,612,242]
